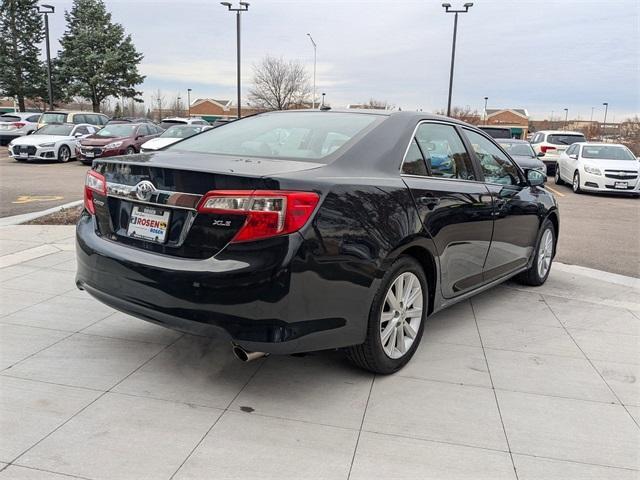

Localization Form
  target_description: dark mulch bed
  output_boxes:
[25,205,83,225]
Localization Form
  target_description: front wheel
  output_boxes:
[572,171,582,194]
[346,256,427,374]
[57,145,71,163]
[125,146,136,155]
[516,219,555,286]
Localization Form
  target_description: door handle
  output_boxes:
[416,196,440,207]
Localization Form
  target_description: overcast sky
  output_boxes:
[44,0,639,120]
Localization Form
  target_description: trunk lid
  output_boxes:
[90,151,323,258]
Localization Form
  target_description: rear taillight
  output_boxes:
[541,146,556,153]
[84,170,106,215]
[12,122,26,129]
[198,190,320,243]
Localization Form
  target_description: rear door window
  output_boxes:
[464,129,522,185]
[401,139,429,176]
[414,123,475,180]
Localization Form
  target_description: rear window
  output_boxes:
[0,115,20,122]
[169,112,381,162]
[479,127,512,139]
[160,120,186,129]
[547,134,586,145]
[41,112,68,123]
[497,141,536,158]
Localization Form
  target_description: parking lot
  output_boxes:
[0,225,638,479]
[1,147,637,277]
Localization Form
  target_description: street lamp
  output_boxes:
[602,102,609,134]
[442,2,473,116]
[187,88,192,117]
[321,93,326,108]
[483,96,488,121]
[221,2,249,119]
[177,96,182,116]
[34,4,55,111]
[306,33,317,109]
[563,108,568,129]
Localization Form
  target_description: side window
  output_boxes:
[74,126,89,135]
[464,129,521,185]
[401,138,429,176]
[27,115,41,122]
[139,125,151,136]
[415,123,474,180]
[99,115,108,125]
[565,145,575,155]
[72,114,85,124]
[531,133,542,144]
[86,114,99,125]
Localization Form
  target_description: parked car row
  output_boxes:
[5,112,221,163]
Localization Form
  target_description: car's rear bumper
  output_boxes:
[75,213,369,354]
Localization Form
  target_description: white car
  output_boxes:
[159,117,210,130]
[7,123,98,163]
[555,142,639,195]
[530,130,586,176]
[0,112,41,145]
[140,124,212,152]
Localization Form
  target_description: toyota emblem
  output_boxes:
[134,181,156,201]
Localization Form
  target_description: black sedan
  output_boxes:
[76,110,559,374]
[496,138,548,176]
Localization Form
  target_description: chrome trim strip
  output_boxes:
[106,182,202,210]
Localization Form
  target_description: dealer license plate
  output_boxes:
[127,206,170,243]
[85,151,95,158]
[614,181,628,189]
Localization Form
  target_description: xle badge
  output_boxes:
[212,219,232,227]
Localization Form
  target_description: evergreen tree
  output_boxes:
[0,0,46,111]
[58,0,145,112]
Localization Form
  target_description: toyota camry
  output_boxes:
[76,110,559,374]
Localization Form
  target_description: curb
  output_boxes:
[554,262,639,288]
[0,200,83,227]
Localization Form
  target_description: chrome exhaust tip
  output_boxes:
[232,344,268,362]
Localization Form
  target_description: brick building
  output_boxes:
[482,108,529,139]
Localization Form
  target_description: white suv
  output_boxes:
[159,117,209,129]
[530,130,586,175]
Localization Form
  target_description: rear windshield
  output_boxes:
[479,127,512,139]
[497,141,535,158]
[160,120,186,129]
[169,112,380,162]
[35,124,74,136]
[547,134,586,145]
[41,112,68,124]
[581,145,636,161]
[0,115,20,122]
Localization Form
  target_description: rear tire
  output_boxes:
[554,167,564,185]
[516,219,555,286]
[57,145,71,163]
[346,256,427,374]
[126,146,136,155]
[572,171,582,194]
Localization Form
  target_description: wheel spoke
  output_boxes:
[403,322,417,339]
[396,324,405,353]
[388,328,397,354]
[381,320,395,345]
[402,275,414,305]
[386,291,401,311]
[381,311,395,323]
[395,276,404,306]
[405,307,422,319]
[405,288,421,308]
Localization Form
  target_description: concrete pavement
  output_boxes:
[0,225,639,479]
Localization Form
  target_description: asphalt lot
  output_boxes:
[0,149,89,217]
[1,148,638,277]
[0,225,639,479]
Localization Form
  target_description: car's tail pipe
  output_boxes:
[232,344,268,362]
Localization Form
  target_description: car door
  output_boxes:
[559,144,572,179]
[401,121,494,298]
[463,128,540,282]
[564,144,580,179]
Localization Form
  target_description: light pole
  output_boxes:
[563,108,568,129]
[602,102,609,136]
[483,96,488,121]
[177,96,182,116]
[221,2,249,119]
[321,93,326,108]
[590,106,594,122]
[187,88,192,117]
[34,4,55,111]
[442,2,473,117]
[306,33,317,109]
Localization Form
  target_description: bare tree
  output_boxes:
[249,56,311,110]
[152,89,165,120]
[435,106,481,124]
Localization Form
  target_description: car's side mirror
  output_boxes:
[569,154,578,160]
[74,133,83,138]
[536,151,545,158]
[527,169,546,186]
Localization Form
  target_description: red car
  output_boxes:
[77,123,164,164]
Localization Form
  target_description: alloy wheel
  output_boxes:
[573,172,580,192]
[59,146,70,162]
[379,271,423,359]
[537,228,554,278]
